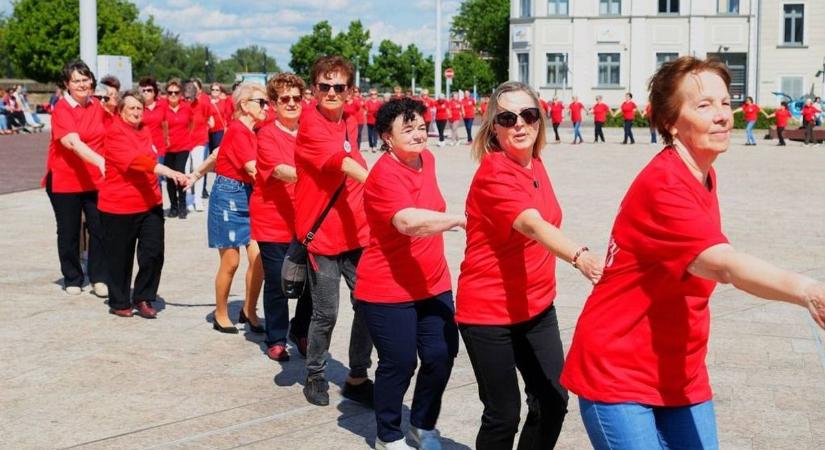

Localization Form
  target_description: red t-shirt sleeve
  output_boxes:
[51,102,77,141]
[303,131,348,174]
[227,127,257,171]
[476,164,534,236]
[622,180,728,278]
[366,167,416,225]
[256,127,291,181]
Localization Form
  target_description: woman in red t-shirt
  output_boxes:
[364,88,382,153]
[613,92,637,144]
[766,101,794,146]
[249,73,312,361]
[549,97,564,142]
[161,79,192,219]
[733,96,767,146]
[434,95,450,147]
[203,83,229,198]
[355,98,465,449]
[190,83,269,334]
[44,60,109,297]
[447,92,463,146]
[801,98,822,146]
[569,95,584,144]
[461,90,476,143]
[420,88,435,137]
[100,91,189,318]
[138,76,167,159]
[562,57,825,449]
[589,95,610,143]
[457,82,603,449]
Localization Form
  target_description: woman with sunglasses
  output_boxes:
[162,79,192,219]
[456,81,603,449]
[138,77,167,163]
[43,59,109,297]
[100,90,190,318]
[189,82,268,334]
[251,73,313,360]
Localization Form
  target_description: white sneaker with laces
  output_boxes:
[407,426,442,450]
[92,282,109,298]
[375,437,413,450]
[65,286,82,295]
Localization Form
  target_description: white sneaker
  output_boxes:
[92,282,109,298]
[407,426,442,450]
[194,202,204,212]
[65,286,82,295]
[375,438,413,450]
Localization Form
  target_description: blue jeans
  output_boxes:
[650,126,657,144]
[573,121,583,143]
[623,120,635,144]
[464,118,474,142]
[745,120,756,144]
[579,398,719,450]
[359,292,459,443]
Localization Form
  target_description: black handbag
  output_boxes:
[281,179,347,298]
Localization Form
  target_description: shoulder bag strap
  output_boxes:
[302,126,352,245]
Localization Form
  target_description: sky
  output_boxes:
[0,0,462,71]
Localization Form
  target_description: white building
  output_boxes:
[509,0,825,107]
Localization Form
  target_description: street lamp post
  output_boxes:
[79,0,97,74]
[411,64,416,93]
[435,0,442,97]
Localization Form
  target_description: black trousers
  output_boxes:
[460,306,568,450]
[623,120,635,144]
[164,151,188,210]
[45,173,107,287]
[435,120,447,142]
[100,206,165,310]
[258,241,313,347]
[804,120,815,144]
[594,121,605,142]
[551,122,560,141]
[777,126,786,145]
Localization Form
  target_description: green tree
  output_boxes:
[334,20,371,78]
[3,0,163,82]
[399,44,432,91]
[451,0,509,82]
[289,21,339,80]
[141,31,189,81]
[443,52,497,95]
[366,39,404,89]
[226,45,280,74]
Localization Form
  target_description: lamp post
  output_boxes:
[435,0,442,97]
[411,64,416,93]
[79,0,97,74]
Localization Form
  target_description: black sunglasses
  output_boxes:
[247,98,268,108]
[278,95,302,104]
[317,83,347,94]
[495,107,541,128]
[94,95,111,103]
[167,90,181,96]
[140,88,155,93]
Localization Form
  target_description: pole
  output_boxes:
[435,0,442,97]
[355,56,361,89]
[411,65,416,93]
[79,0,97,75]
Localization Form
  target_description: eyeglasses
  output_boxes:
[94,95,111,103]
[167,90,181,96]
[317,83,347,94]
[211,88,221,92]
[140,88,154,93]
[69,78,92,86]
[278,95,302,104]
[494,107,541,128]
[247,98,268,108]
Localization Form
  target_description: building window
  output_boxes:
[547,0,568,15]
[656,52,678,69]
[658,0,679,14]
[546,53,568,87]
[783,4,804,45]
[780,76,804,99]
[599,0,621,16]
[518,53,530,85]
[718,0,739,13]
[520,0,532,18]
[598,53,621,86]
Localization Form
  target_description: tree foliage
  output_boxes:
[289,20,372,83]
[451,0,509,83]
[443,51,497,95]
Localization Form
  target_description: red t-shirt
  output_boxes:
[142,99,167,156]
[294,106,369,255]
[561,147,728,407]
[461,98,476,119]
[480,101,488,116]
[775,107,791,127]
[742,103,760,121]
[448,100,462,122]
[435,100,450,121]
[456,152,561,325]
[208,98,229,133]
[189,93,211,145]
[550,102,565,124]
[44,96,106,193]
[802,105,819,122]
[250,123,297,243]
[592,103,610,122]
[355,150,451,303]
[164,102,192,152]
[365,99,382,125]
[355,96,367,125]
[539,99,550,115]
[621,101,637,120]
[99,116,162,214]
[215,120,257,184]
[569,102,584,123]
[421,97,434,122]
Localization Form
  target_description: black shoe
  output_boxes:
[201,190,209,199]
[238,309,265,333]
[303,377,330,406]
[341,379,374,408]
[178,207,188,219]
[167,208,178,218]
[213,320,239,334]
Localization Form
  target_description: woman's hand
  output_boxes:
[802,283,825,329]
[184,172,200,188]
[576,251,604,285]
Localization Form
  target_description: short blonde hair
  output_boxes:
[232,82,267,118]
[471,81,547,162]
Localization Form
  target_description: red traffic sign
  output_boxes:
[444,68,454,79]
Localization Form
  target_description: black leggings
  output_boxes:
[552,123,560,141]
[163,151,189,209]
[594,121,605,142]
[436,120,447,142]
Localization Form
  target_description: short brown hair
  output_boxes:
[471,81,547,162]
[648,56,731,145]
[117,89,145,113]
[309,55,354,88]
[166,78,182,91]
[266,73,306,102]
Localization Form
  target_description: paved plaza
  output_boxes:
[2,127,825,449]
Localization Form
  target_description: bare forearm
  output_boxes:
[194,150,218,177]
[392,208,465,237]
[717,252,816,307]
[63,136,104,168]
[273,164,297,183]
[514,213,580,263]
[341,157,368,183]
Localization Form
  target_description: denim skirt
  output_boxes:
[207,175,252,248]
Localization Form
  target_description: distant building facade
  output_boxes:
[509,0,825,107]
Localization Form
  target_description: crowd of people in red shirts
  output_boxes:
[42,54,825,450]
